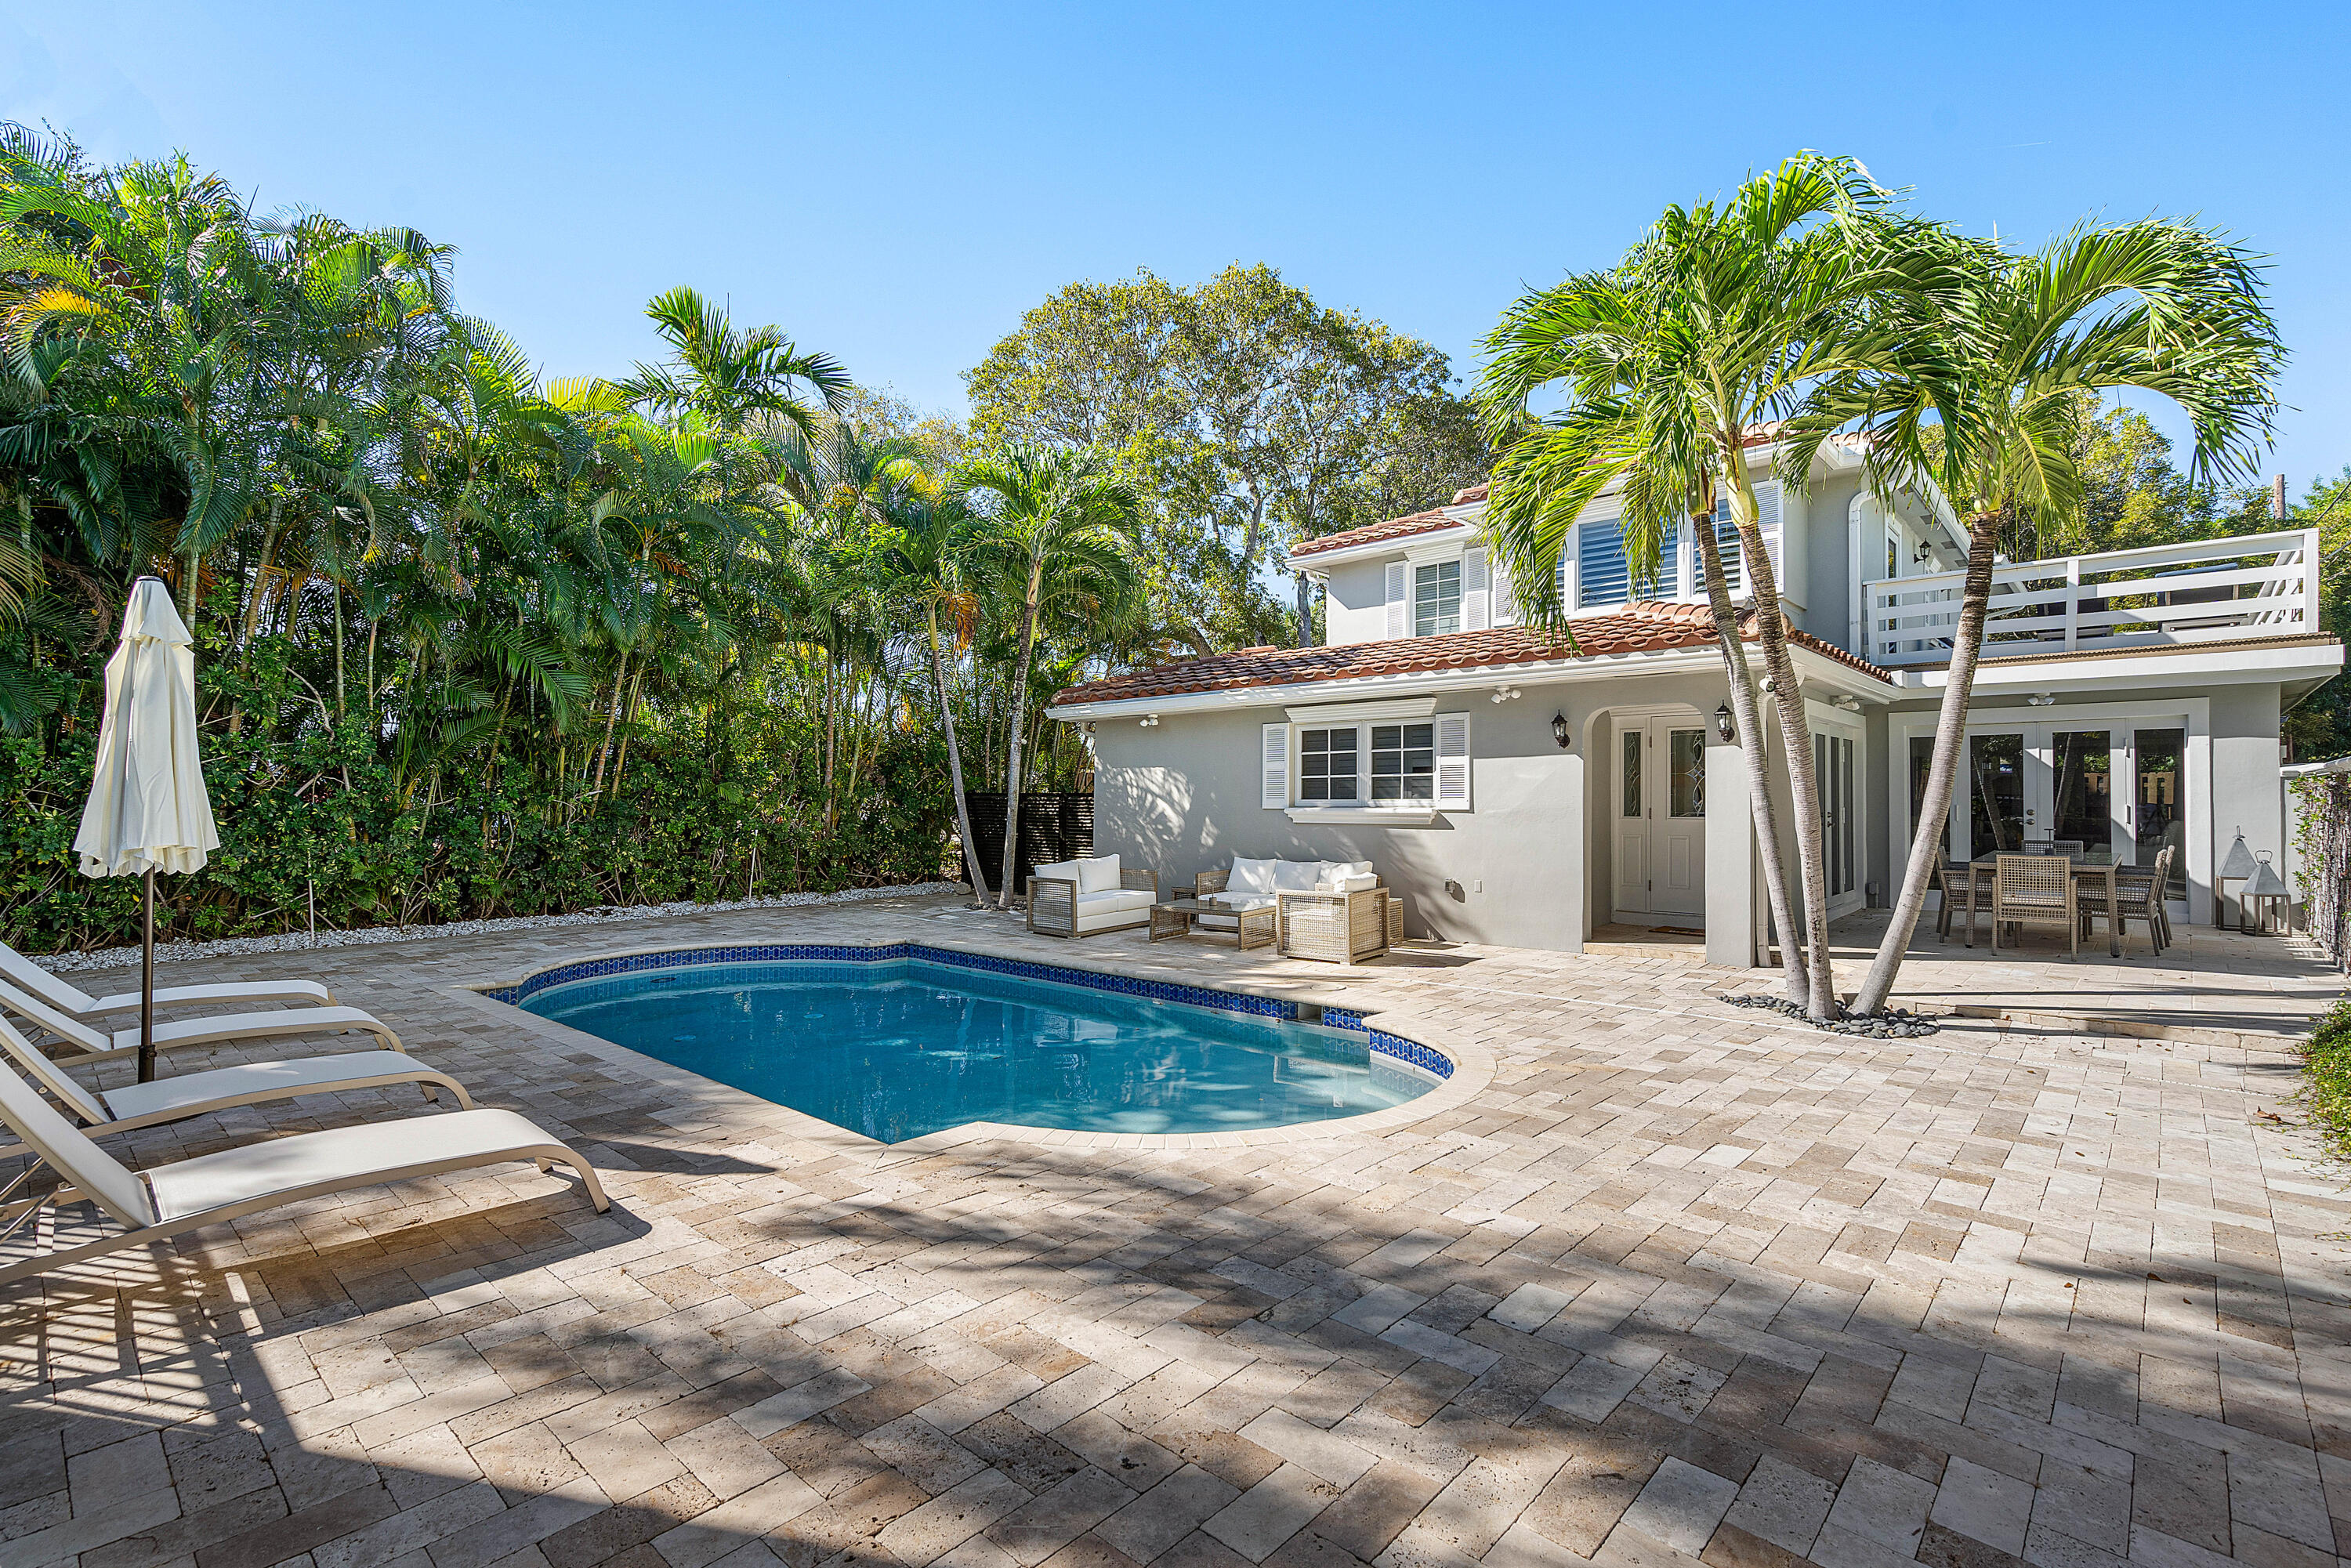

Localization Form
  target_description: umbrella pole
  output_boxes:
[139,868,156,1083]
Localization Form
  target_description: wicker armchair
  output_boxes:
[1991,853,2076,954]
[1275,886,1391,965]
[1196,867,1230,896]
[1026,860,1159,940]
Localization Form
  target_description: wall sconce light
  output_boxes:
[1550,711,1572,749]
[1139,713,1161,727]
[1714,703,1737,744]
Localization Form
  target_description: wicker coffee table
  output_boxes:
[1151,898,1276,950]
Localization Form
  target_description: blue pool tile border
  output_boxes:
[476,941,1451,1081]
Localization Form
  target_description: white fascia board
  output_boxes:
[1893,641,2345,694]
[1047,646,1734,721]
[1788,647,1902,703]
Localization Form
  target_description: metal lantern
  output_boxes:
[1714,703,1736,744]
[2216,831,2258,928]
[2241,852,2290,936]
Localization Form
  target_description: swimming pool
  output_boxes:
[515,954,1436,1143]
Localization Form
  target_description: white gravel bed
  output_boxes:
[34,882,973,973]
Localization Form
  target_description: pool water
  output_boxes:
[520,958,1433,1143]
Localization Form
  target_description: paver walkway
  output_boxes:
[2,893,2347,1568]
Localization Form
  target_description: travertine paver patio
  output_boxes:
[2,891,2348,1568]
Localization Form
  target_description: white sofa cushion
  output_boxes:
[1077,889,1153,914]
[1205,891,1276,912]
[1319,873,1380,893]
[1329,860,1374,879]
[1271,860,1327,893]
[1032,858,1083,887]
[1228,857,1278,894]
[1077,855,1122,893]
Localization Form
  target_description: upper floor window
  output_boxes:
[1414,561,1461,636]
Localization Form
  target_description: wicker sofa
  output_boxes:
[1196,857,1391,963]
[1027,854,1159,939]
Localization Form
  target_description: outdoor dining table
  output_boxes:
[1957,850,2123,958]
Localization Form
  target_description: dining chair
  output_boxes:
[1993,853,2077,954]
[1935,860,1977,942]
[2052,839,2085,856]
[2104,848,2173,956]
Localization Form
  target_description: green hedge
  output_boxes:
[2302,1000,2351,1164]
[0,702,953,955]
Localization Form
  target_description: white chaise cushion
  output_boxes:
[1228,857,1278,893]
[1077,855,1122,893]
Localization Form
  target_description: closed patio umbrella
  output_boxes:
[71,578,219,1082]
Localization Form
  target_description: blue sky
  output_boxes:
[8,1,2346,492]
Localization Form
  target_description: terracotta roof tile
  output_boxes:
[1289,505,1462,559]
[1051,601,1892,708]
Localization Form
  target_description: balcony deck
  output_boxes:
[1860,527,2320,667]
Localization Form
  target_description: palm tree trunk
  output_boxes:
[1852,513,2000,1014]
[1727,476,1836,1019]
[997,575,1043,910]
[241,498,285,650]
[1694,513,1808,1009]
[590,643,629,800]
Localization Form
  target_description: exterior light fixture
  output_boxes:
[1550,711,1572,749]
[1139,713,1161,727]
[1491,684,1523,704]
[2025,692,2056,708]
[1714,703,1737,744]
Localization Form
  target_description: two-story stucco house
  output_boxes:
[1045,439,2341,967]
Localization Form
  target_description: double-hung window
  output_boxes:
[1414,561,1461,636]
[1370,722,1436,802]
[1297,726,1359,802]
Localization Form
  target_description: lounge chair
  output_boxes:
[0,976,399,1069]
[0,1055,607,1286]
[0,940,334,1022]
[0,1014,471,1135]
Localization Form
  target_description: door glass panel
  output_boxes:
[1969,733,2026,854]
[2135,727,2186,894]
[1621,729,1642,817]
[1668,730,1704,817]
[1910,736,1949,862]
[1817,733,1856,896]
[2051,731,2114,855]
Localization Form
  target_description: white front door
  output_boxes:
[1615,719,1707,923]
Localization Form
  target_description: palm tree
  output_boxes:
[1804,219,2282,1015]
[624,285,851,509]
[868,463,995,900]
[1477,154,1914,1016]
[0,152,273,620]
[955,444,1143,908]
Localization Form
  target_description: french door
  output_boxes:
[1920,722,2186,899]
[1615,719,1708,922]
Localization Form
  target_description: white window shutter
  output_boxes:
[1434,713,1470,809]
[1462,547,1490,631]
[1384,562,1407,639]
[1262,722,1288,809]
[1493,554,1518,625]
[1757,482,1784,581]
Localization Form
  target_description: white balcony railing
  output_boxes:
[1860,527,2320,668]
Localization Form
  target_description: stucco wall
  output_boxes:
[1088,672,1758,952]
[1320,559,1394,646]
